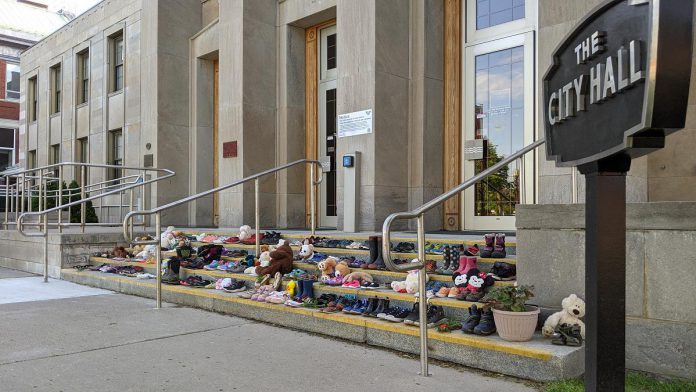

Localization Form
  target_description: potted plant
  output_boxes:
[483,285,539,342]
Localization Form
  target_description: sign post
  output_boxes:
[543,1,694,390]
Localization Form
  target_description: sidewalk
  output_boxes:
[0,267,536,392]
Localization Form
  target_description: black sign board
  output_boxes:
[544,0,694,167]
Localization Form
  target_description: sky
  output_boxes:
[45,0,103,18]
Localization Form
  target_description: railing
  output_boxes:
[9,162,175,282]
[123,159,323,308]
[381,138,546,376]
[4,163,174,232]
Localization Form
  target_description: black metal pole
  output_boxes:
[580,155,631,392]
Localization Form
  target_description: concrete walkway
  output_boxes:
[0,267,536,392]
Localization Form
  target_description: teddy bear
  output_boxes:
[405,269,426,294]
[258,251,271,267]
[135,244,157,261]
[299,240,315,260]
[334,261,350,277]
[131,235,152,255]
[542,294,586,339]
[317,257,338,281]
[342,271,373,284]
[160,226,181,250]
[239,225,254,241]
[255,239,294,277]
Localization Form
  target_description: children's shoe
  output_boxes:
[362,297,378,316]
[462,305,481,334]
[447,286,459,298]
[271,272,283,291]
[384,307,410,322]
[371,298,389,318]
[204,260,221,270]
[552,323,583,346]
[480,233,495,258]
[435,286,450,298]
[223,280,247,293]
[403,303,420,325]
[473,307,496,335]
[341,280,360,288]
[466,290,486,302]
[426,305,446,328]
[491,233,506,258]
[464,244,480,257]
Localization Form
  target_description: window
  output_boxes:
[77,137,88,163]
[109,130,123,180]
[28,76,37,122]
[50,144,61,165]
[27,150,36,169]
[5,63,20,100]
[77,51,89,104]
[50,64,62,114]
[0,128,15,171]
[111,34,124,92]
[476,0,525,30]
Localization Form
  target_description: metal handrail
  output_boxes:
[122,159,323,308]
[9,162,175,283]
[381,138,546,377]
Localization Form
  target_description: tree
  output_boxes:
[67,180,98,223]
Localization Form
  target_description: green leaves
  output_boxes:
[483,285,535,312]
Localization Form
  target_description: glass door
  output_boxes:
[463,32,534,231]
[318,24,337,228]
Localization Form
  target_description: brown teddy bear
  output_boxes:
[255,239,294,277]
[334,261,350,278]
[317,257,338,281]
[342,271,374,283]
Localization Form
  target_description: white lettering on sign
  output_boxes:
[338,109,373,138]
[548,31,644,126]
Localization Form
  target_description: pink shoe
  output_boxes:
[341,280,360,288]
[454,256,468,275]
[463,257,477,275]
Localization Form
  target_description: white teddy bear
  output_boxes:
[160,226,177,249]
[136,244,157,260]
[239,225,254,241]
[258,251,271,267]
[299,240,314,260]
[542,294,586,338]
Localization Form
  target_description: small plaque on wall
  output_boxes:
[143,154,153,167]
[223,141,238,158]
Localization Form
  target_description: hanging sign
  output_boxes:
[543,0,694,167]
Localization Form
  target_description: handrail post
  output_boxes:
[20,173,25,215]
[58,166,63,233]
[129,188,134,235]
[417,214,429,376]
[255,178,260,257]
[517,157,526,205]
[4,178,9,229]
[310,163,316,236]
[155,212,162,309]
[571,168,578,204]
[80,166,86,233]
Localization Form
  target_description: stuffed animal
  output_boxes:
[135,244,157,260]
[405,269,427,294]
[334,261,350,277]
[391,280,407,293]
[343,271,373,283]
[452,272,469,288]
[299,240,315,260]
[317,257,338,281]
[542,294,586,338]
[160,226,178,249]
[239,225,254,241]
[258,251,271,267]
[255,239,294,276]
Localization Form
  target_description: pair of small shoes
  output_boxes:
[462,305,496,335]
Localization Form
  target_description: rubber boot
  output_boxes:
[302,279,314,300]
[373,237,386,269]
[294,279,304,300]
[363,297,378,317]
[442,245,451,269]
[462,304,481,334]
[480,233,495,258]
[372,298,390,317]
[491,233,506,259]
[473,307,496,335]
[465,257,477,274]
[454,256,469,275]
[450,247,460,272]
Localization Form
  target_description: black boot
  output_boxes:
[371,298,390,318]
[162,259,180,285]
[373,237,386,269]
[473,307,496,335]
[363,297,378,317]
[462,305,481,334]
[368,236,379,264]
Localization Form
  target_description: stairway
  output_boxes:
[61,230,583,381]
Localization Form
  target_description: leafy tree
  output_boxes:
[67,180,98,223]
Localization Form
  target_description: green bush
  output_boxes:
[67,180,98,224]
[31,180,68,211]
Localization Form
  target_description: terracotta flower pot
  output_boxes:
[492,305,540,342]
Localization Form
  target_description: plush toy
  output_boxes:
[391,280,407,293]
[317,257,338,281]
[343,271,373,283]
[160,226,178,249]
[299,240,315,260]
[260,244,269,252]
[405,270,426,294]
[258,251,271,267]
[112,246,128,258]
[542,294,586,339]
[239,225,254,241]
[255,239,294,276]
[452,272,469,288]
[334,261,350,277]
[135,244,157,260]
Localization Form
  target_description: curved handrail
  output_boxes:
[123,159,324,245]
[16,165,175,237]
[382,138,546,272]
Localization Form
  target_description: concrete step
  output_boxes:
[89,256,516,320]
[61,268,583,381]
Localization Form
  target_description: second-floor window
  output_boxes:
[77,51,89,104]
[50,144,61,164]
[5,63,20,101]
[51,64,61,114]
[28,76,37,122]
[112,34,124,92]
[77,137,88,163]
[109,129,123,180]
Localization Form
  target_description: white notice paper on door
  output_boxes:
[338,109,373,138]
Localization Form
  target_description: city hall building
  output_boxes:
[13,0,696,379]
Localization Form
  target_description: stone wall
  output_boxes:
[517,203,696,379]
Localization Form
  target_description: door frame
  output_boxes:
[305,19,336,228]
[213,60,219,226]
[462,31,536,231]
